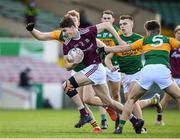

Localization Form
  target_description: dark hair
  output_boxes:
[144,20,160,33]
[119,15,133,21]
[103,10,114,17]
[59,16,76,28]
[25,68,31,72]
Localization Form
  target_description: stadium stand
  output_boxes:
[0,0,60,35]
[0,57,70,83]
[130,0,180,28]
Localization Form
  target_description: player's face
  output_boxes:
[175,30,180,41]
[101,14,114,24]
[119,19,133,35]
[62,26,76,39]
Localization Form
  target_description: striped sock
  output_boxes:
[91,121,98,128]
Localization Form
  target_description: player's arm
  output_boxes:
[105,53,118,72]
[63,55,77,71]
[96,39,107,48]
[105,44,131,53]
[26,23,53,40]
[96,22,125,45]
[98,39,143,53]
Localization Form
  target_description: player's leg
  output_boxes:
[63,72,95,127]
[108,80,121,121]
[164,81,180,109]
[93,83,141,132]
[154,93,170,126]
[83,85,104,106]
[74,86,101,132]
[84,103,102,133]
[99,106,108,129]
[138,93,161,109]
[115,65,155,134]
[116,82,146,134]
[155,80,180,125]
[124,81,147,134]
[126,81,143,119]
[82,85,107,129]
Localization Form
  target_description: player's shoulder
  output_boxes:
[133,33,143,38]
[79,26,96,34]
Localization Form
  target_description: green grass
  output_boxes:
[0,108,180,138]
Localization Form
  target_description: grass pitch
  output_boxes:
[0,108,180,138]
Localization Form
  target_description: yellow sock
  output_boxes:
[91,121,98,128]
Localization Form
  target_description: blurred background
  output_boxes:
[0,0,179,110]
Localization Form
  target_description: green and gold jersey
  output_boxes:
[50,30,86,72]
[96,25,121,66]
[114,33,143,74]
[130,34,180,68]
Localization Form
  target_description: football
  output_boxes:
[67,48,84,63]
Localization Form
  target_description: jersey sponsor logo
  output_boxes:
[121,49,140,56]
[171,51,180,58]
[101,39,115,46]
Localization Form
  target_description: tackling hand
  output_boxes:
[26,23,34,31]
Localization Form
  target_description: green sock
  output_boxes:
[101,114,107,121]
[119,120,126,127]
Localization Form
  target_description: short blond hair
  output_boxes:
[174,25,180,33]
[67,10,80,20]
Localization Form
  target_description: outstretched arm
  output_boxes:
[96,39,107,48]
[105,44,132,53]
[96,22,125,45]
[97,44,132,54]
[26,23,53,41]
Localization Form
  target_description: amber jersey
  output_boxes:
[170,48,180,78]
[130,34,180,68]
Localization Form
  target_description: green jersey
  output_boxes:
[131,35,180,68]
[96,25,121,66]
[115,33,143,74]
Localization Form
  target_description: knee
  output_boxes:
[112,91,120,101]
[63,76,79,92]
[104,98,114,107]
[127,95,137,103]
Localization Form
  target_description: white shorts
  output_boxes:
[71,70,76,76]
[105,67,121,82]
[137,64,173,90]
[80,63,106,85]
[174,78,180,85]
[121,71,141,93]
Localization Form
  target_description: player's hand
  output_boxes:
[26,23,34,31]
[110,66,119,72]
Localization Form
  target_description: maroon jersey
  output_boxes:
[170,48,180,78]
[63,26,101,67]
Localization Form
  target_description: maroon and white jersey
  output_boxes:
[170,48,180,78]
[63,26,101,67]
